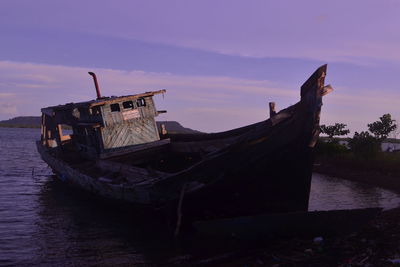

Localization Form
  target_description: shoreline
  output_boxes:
[0,124,40,129]
[194,159,400,266]
[199,207,400,266]
[313,161,400,194]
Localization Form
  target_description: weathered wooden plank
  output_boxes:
[100,138,170,159]
[89,90,166,108]
[101,115,160,149]
[170,137,236,153]
[77,122,101,127]
[41,107,54,117]
[36,141,153,204]
[113,125,129,148]
[96,160,168,183]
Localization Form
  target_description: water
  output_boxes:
[1,127,399,266]
[309,173,400,211]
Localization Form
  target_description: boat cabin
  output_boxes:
[40,73,166,158]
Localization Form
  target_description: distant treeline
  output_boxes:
[0,116,41,127]
[0,124,41,129]
[319,136,400,144]
[0,116,200,134]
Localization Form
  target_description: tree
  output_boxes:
[320,123,350,140]
[348,131,380,158]
[367,114,397,140]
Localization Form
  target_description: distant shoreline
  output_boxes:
[314,159,400,194]
[0,124,40,129]
[0,116,201,133]
[2,123,399,194]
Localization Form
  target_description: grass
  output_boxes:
[317,152,400,178]
[315,140,400,192]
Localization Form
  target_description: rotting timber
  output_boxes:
[36,65,333,228]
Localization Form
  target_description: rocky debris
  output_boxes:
[174,208,400,266]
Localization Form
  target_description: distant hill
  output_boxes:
[156,121,201,134]
[0,116,201,134]
[0,116,41,128]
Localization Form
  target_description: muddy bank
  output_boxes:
[184,208,400,266]
[172,160,400,266]
[313,157,400,194]
[170,208,400,266]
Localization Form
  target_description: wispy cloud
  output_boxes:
[321,86,400,135]
[0,60,299,130]
[180,106,267,132]
[0,60,398,133]
[0,93,16,98]
[0,92,18,115]
[2,0,400,66]
[0,102,17,115]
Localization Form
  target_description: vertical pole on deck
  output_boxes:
[174,183,187,237]
[41,114,45,144]
[161,124,167,136]
[88,72,102,99]
[269,102,276,118]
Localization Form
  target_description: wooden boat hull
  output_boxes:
[36,123,314,220]
[36,141,154,206]
[36,65,331,225]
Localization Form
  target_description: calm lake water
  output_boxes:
[1,127,400,266]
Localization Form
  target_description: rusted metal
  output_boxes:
[99,138,170,159]
[88,72,102,99]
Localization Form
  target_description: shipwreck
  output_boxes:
[37,65,333,229]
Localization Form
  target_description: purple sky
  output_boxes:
[0,0,399,134]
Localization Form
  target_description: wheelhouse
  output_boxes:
[40,74,166,159]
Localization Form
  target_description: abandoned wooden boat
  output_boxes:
[36,65,332,225]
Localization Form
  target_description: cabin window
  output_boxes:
[72,108,80,119]
[137,98,146,107]
[110,103,120,112]
[91,106,101,115]
[122,101,135,109]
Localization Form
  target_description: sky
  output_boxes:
[0,0,400,134]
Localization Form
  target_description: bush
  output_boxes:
[348,131,381,159]
[316,139,349,156]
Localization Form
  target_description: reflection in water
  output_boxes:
[1,128,400,265]
[33,179,171,266]
[309,173,400,211]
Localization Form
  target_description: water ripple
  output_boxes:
[1,127,400,266]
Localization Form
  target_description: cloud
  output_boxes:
[0,93,16,98]
[0,92,18,116]
[179,106,267,132]
[320,86,400,135]
[81,1,400,65]
[0,60,299,128]
[0,60,399,133]
[3,0,400,66]
[0,61,294,95]
[0,102,17,115]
